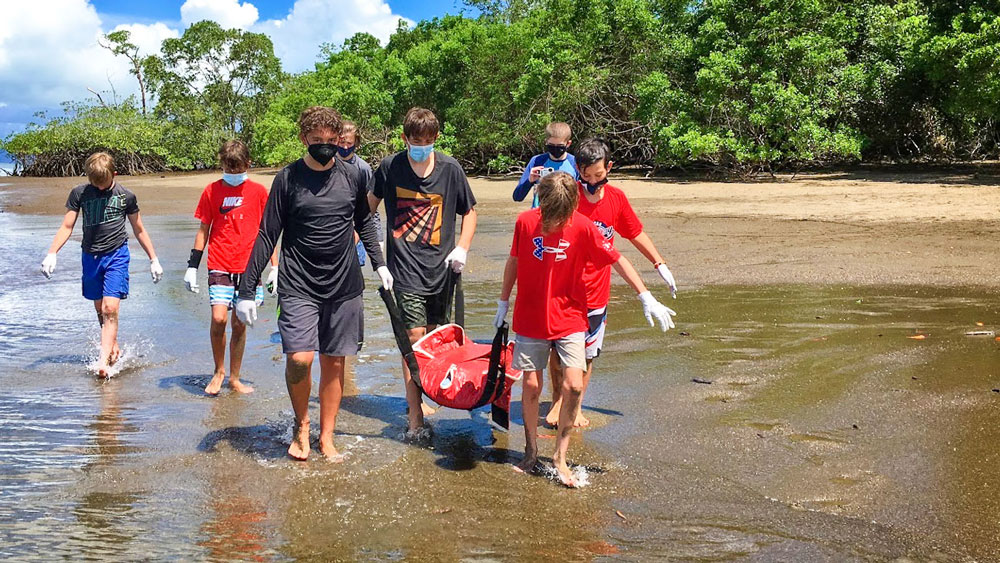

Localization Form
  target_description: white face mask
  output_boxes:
[222,172,248,186]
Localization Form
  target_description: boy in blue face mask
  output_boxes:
[338,120,385,265]
[513,122,578,208]
[368,107,478,438]
[183,140,277,395]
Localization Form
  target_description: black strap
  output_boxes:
[473,322,508,409]
[453,272,464,328]
[379,287,422,391]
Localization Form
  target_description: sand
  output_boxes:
[3,166,997,288]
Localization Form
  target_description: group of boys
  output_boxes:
[40,109,678,487]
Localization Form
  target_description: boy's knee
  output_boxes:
[522,377,542,396]
[100,303,119,318]
[211,310,229,326]
[561,376,584,397]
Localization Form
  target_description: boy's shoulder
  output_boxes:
[434,152,465,173]
[69,183,91,196]
[112,182,136,197]
[378,151,405,170]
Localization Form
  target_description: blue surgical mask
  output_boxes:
[407,143,434,163]
[222,172,247,186]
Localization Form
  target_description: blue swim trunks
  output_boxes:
[82,242,130,300]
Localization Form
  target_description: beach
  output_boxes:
[1,168,999,560]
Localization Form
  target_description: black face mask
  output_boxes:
[545,144,567,159]
[582,177,608,195]
[308,143,337,165]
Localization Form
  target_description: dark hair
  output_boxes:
[575,138,611,169]
[218,140,251,170]
[298,106,343,138]
[537,172,579,232]
[340,120,361,145]
[403,107,439,139]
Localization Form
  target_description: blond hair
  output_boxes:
[537,171,578,232]
[544,122,572,142]
[85,152,115,187]
[340,120,361,145]
[298,106,342,138]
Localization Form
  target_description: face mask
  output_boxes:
[407,143,434,163]
[337,145,356,158]
[581,177,608,195]
[308,143,337,165]
[545,144,567,159]
[222,172,247,186]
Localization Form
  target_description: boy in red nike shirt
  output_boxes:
[546,138,679,428]
[183,140,277,395]
[494,172,673,487]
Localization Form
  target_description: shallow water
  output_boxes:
[1,211,998,560]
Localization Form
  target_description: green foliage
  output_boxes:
[7,2,1000,175]
[143,20,285,167]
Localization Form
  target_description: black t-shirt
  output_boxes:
[65,183,139,254]
[370,151,476,294]
[238,159,384,302]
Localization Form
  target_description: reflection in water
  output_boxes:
[71,491,143,558]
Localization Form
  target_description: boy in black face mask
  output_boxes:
[235,106,391,461]
[513,122,578,208]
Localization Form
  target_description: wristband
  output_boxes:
[653,261,664,269]
[187,249,204,269]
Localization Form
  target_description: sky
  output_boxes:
[0,0,475,151]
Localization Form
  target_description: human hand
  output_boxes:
[266,267,278,296]
[41,253,57,279]
[376,266,393,290]
[234,298,257,327]
[445,247,467,274]
[656,263,677,298]
[493,300,509,328]
[638,291,676,332]
[183,267,199,293]
[529,166,545,183]
[150,258,163,283]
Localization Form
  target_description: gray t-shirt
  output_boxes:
[65,183,139,254]
[370,151,476,295]
[345,154,384,242]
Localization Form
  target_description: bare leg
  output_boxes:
[553,366,585,488]
[205,305,229,395]
[317,355,345,461]
[544,349,563,426]
[570,359,594,428]
[402,326,435,432]
[515,369,543,473]
[227,310,253,393]
[96,298,120,377]
[285,351,314,460]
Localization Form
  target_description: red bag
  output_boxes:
[412,324,522,428]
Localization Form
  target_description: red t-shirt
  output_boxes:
[510,209,621,340]
[577,184,643,308]
[194,179,269,273]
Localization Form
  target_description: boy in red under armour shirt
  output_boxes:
[494,172,674,487]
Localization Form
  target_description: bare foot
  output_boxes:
[421,402,437,417]
[573,413,591,428]
[288,420,310,461]
[318,439,345,463]
[513,455,539,475]
[108,343,121,366]
[402,425,432,445]
[544,399,562,427]
[228,379,255,394]
[96,364,110,379]
[553,460,578,488]
[204,372,225,395]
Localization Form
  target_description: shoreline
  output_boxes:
[2,168,998,289]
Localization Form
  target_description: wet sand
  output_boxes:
[3,166,999,287]
[1,168,999,560]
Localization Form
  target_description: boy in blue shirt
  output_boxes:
[513,122,577,208]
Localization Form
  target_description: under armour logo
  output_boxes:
[532,237,570,261]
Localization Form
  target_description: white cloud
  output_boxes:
[0,1,177,109]
[0,0,410,125]
[181,0,259,30]
[254,0,410,72]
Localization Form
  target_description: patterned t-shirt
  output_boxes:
[65,183,139,254]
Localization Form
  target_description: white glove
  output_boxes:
[656,263,677,298]
[183,267,199,293]
[234,298,257,327]
[150,258,163,283]
[493,300,509,328]
[266,267,279,296]
[376,266,393,290]
[41,253,57,278]
[638,291,676,332]
[445,246,467,274]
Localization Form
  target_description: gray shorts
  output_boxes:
[278,294,364,356]
[512,332,586,372]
